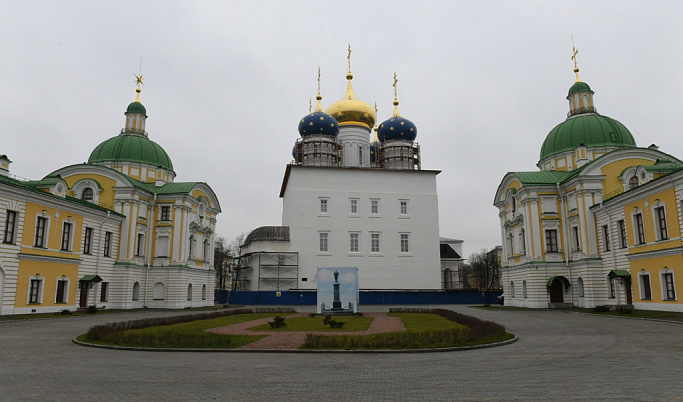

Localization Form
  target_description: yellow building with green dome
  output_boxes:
[494,50,683,311]
[0,77,221,315]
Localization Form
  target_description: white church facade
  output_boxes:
[239,61,442,292]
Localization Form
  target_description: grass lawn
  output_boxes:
[301,312,512,350]
[247,316,374,332]
[78,313,289,348]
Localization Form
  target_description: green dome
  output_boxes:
[88,133,173,171]
[568,81,592,96]
[540,114,636,161]
[126,101,147,115]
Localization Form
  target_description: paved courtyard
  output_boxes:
[1,305,682,401]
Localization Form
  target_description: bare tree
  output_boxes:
[214,237,231,290]
[467,249,502,290]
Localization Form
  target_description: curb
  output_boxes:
[72,335,518,354]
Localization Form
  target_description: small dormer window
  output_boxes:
[629,176,639,190]
[82,188,94,201]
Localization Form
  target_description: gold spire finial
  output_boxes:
[347,43,352,73]
[314,67,324,112]
[393,72,398,101]
[571,37,581,82]
[134,58,144,102]
[391,72,401,118]
[317,66,321,95]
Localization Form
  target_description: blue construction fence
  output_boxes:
[215,289,502,306]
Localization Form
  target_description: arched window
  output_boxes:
[189,235,195,259]
[629,176,639,190]
[578,277,585,297]
[520,229,526,254]
[82,187,94,201]
[153,282,165,300]
[523,280,528,298]
[187,284,193,301]
[510,281,515,298]
[203,239,210,261]
[202,284,207,300]
[132,282,140,301]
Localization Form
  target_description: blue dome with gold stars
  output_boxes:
[298,111,339,137]
[378,115,417,142]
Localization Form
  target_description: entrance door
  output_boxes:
[549,278,564,303]
[624,278,633,305]
[79,282,88,307]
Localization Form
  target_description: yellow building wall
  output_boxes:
[624,188,679,253]
[600,158,656,196]
[63,173,118,208]
[630,255,683,304]
[22,202,84,253]
[15,260,79,308]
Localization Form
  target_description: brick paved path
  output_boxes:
[207,312,405,349]
[1,305,682,400]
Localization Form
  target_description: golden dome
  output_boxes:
[326,72,377,129]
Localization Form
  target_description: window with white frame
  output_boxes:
[633,213,646,245]
[639,273,652,300]
[662,271,676,300]
[136,233,145,257]
[103,231,112,257]
[35,216,48,248]
[370,199,380,215]
[520,228,526,254]
[602,225,610,252]
[83,227,93,254]
[350,199,358,214]
[618,220,627,248]
[507,232,514,256]
[522,280,527,298]
[55,279,68,303]
[187,284,193,301]
[608,277,616,299]
[82,187,94,201]
[349,232,359,253]
[319,232,329,253]
[400,233,410,253]
[577,277,584,297]
[545,229,558,253]
[370,233,381,253]
[132,282,140,301]
[399,200,408,215]
[358,147,363,166]
[319,198,329,214]
[100,282,109,302]
[654,205,668,241]
[571,226,580,251]
[160,205,171,221]
[28,277,43,304]
[4,210,17,244]
[510,281,515,298]
[61,222,73,251]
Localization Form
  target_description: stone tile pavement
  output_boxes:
[1,305,682,401]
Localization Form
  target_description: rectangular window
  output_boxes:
[655,206,668,240]
[400,233,410,253]
[83,227,93,254]
[4,210,17,244]
[320,198,328,213]
[609,278,616,299]
[103,231,112,257]
[56,280,68,303]
[35,216,48,248]
[663,273,676,300]
[618,220,628,248]
[136,233,145,257]
[29,279,41,304]
[358,147,363,165]
[371,233,380,253]
[350,199,358,214]
[319,232,329,252]
[545,229,558,253]
[634,213,645,245]
[349,233,359,252]
[571,226,580,251]
[61,222,73,251]
[602,225,610,252]
[160,206,171,221]
[371,199,379,214]
[640,274,652,300]
[100,282,109,302]
[400,200,408,215]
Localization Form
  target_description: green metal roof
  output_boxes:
[608,270,630,278]
[540,114,636,161]
[88,133,173,171]
[513,171,573,185]
[126,177,202,195]
[568,81,592,96]
[126,101,147,115]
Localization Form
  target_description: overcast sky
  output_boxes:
[2,1,683,259]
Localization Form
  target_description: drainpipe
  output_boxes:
[143,194,156,307]
[557,183,573,305]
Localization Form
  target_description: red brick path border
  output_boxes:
[206,312,405,350]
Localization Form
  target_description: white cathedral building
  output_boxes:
[238,64,442,292]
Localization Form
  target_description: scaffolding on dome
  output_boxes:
[378,140,421,170]
[293,135,343,167]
